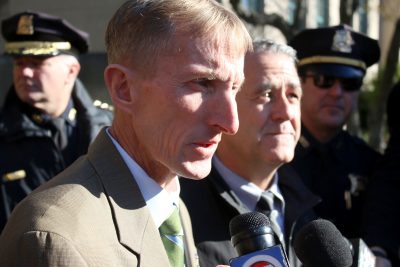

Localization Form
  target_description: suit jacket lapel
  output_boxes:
[278,164,320,244]
[179,200,200,267]
[87,129,170,266]
[208,167,249,214]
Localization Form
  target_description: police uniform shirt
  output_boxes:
[290,126,379,238]
[27,99,78,166]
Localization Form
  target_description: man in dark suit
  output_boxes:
[0,0,252,266]
[181,40,319,267]
[0,11,113,231]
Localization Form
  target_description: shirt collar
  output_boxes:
[213,155,286,243]
[106,128,180,228]
[213,155,284,210]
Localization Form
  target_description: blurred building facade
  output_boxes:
[221,0,398,69]
[0,0,399,104]
[0,0,126,105]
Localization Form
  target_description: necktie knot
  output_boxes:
[159,208,183,236]
[256,192,274,215]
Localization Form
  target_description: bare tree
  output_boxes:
[228,0,306,40]
[228,0,399,149]
[369,18,400,150]
[340,0,360,25]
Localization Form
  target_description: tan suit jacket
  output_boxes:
[0,129,199,267]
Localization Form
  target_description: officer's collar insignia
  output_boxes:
[299,135,310,148]
[68,108,77,122]
[16,15,34,35]
[331,28,354,53]
[31,113,44,124]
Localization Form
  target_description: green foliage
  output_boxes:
[359,63,400,150]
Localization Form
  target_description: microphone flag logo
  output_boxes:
[230,245,288,267]
[244,255,283,267]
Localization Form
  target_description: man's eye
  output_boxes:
[14,60,43,68]
[288,93,300,101]
[191,78,215,94]
[194,78,211,88]
[289,90,300,98]
[288,86,302,101]
[260,90,272,98]
[232,85,240,93]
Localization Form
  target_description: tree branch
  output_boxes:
[229,0,296,40]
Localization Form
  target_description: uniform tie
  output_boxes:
[159,207,184,267]
[50,117,68,150]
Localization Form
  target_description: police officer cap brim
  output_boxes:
[1,11,89,56]
[290,24,380,78]
[301,63,365,78]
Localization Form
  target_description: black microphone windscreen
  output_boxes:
[229,211,277,256]
[293,219,353,267]
[229,211,271,237]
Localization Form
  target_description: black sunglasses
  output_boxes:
[303,74,363,92]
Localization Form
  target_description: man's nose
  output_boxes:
[327,79,345,95]
[209,90,239,135]
[271,94,295,121]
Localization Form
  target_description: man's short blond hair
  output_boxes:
[105,0,252,75]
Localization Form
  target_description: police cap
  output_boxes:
[1,11,89,56]
[289,24,380,78]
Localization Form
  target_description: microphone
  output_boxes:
[229,211,290,267]
[293,219,353,267]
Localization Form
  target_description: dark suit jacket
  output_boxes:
[180,164,320,267]
[0,129,199,267]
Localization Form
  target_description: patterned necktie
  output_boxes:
[256,192,286,248]
[159,207,185,267]
[256,191,273,215]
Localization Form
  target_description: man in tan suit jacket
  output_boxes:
[0,0,252,266]
[0,130,198,266]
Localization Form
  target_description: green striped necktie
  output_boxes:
[159,207,184,267]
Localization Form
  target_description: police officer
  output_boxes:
[0,11,112,231]
[288,25,381,239]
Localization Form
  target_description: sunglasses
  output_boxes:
[303,74,363,92]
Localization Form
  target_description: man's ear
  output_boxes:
[104,64,136,114]
[70,62,81,77]
[65,58,81,84]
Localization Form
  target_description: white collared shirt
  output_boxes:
[213,156,285,233]
[106,128,180,228]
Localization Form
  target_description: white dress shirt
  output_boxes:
[213,155,286,235]
[106,128,180,228]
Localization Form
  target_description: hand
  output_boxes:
[375,256,392,267]
[370,246,392,267]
